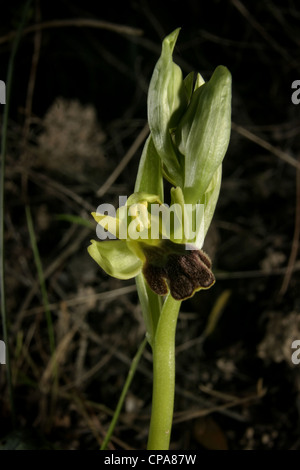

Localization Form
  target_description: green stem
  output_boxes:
[147,294,181,450]
[135,273,161,347]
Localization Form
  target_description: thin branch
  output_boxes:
[230,0,300,72]
[215,262,300,280]
[0,18,143,46]
[173,385,266,424]
[21,0,42,199]
[96,124,149,197]
[279,155,300,296]
[21,284,137,316]
[232,122,300,170]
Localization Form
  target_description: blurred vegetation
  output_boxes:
[0,0,300,450]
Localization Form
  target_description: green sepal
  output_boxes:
[134,135,164,202]
[175,65,231,204]
[200,165,222,238]
[183,72,195,104]
[147,28,187,187]
[87,239,142,280]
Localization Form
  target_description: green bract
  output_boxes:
[148,27,231,207]
[147,28,186,187]
[175,65,231,204]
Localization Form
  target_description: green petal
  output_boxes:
[87,239,142,280]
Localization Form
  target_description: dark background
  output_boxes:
[0,0,300,450]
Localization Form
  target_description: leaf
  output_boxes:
[55,214,94,229]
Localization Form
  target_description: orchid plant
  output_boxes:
[88,28,232,450]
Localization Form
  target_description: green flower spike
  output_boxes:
[88,27,231,305]
[87,27,232,451]
[147,28,231,206]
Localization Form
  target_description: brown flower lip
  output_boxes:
[141,240,215,301]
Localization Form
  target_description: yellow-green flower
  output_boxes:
[88,190,215,301]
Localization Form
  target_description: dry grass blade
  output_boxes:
[216,261,300,279]
[23,284,137,316]
[96,124,149,197]
[230,0,300,72]
[173,384,267,425]
[279,156,300,296]
[0,18,143,46]
[232,122,300,170]
[40,326,77,390]
[13,226,91,333]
